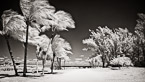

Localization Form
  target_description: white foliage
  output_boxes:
[82,38,97,47]
[20,0,75,32]
[36,35,53,60]
[110,57,133,66]
[53,11,75,31]
[52,35,73,58]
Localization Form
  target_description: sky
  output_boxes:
[0,0,145,61]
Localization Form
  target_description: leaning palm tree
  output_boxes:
[34,35,53,75]
[0,10,24,76]
[48,11,75,73]
[0,34,18,76]
[51,35,72,72]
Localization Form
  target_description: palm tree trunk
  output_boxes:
[50,53,55,73]
[59,58,61,70]
[36,59,38,73]
[50,33,56,73]
[105,53,110,67]
[42,60,45,75]
[23,19,29,77]
[89,62,91,68]
[57,57,61,70]
[5,36,18,76]
[143,49,145,62]
[102,54,106,68]
[56,57,59,69]
[64,60,65,70]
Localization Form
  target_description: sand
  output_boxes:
[0,67,145,82]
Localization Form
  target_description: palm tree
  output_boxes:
[35,35,53,75]
[0,34,19,76]
[0,10,24,76]
[5,36,19,75]
[51,35,72,72]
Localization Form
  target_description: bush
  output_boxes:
[110,57,133,67]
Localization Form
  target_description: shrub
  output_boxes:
[110,57,133,67]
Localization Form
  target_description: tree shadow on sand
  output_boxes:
[44,72,60,74]
[0,74,17,79]
[0,71,62,79]
[0,72,42,79]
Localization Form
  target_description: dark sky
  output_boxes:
[0,0,145,61]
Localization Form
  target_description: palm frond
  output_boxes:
[35,35,53,60]
[20,0,56,32]
[52,35,72,58]
[20,0,54,17]
[53,11,75,31]
[2,11,27,42]
[1,9,42,46]
[30,0,55,14]
[29,9,56,31]
[1,10,19,28]
[20,0,32,17]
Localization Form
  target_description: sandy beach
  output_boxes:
[0,67,145,82]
